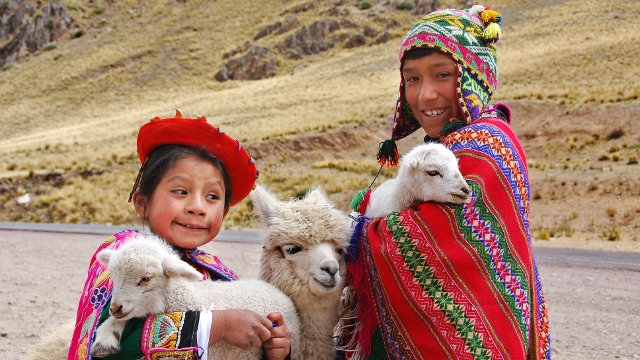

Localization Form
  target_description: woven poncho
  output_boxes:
[344,114,551,360]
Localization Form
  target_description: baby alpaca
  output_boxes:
[251,185,352,360]
[365,143,470,218]
[91,234,300,360]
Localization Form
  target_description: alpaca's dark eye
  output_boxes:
[336,248,347,256]
[138,276,151,286]
[426,170,441,177]
[282,244,302,255]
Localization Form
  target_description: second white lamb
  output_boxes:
[364,142,471,218]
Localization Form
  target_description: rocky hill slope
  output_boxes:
[0,0,639,245]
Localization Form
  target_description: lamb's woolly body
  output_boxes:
[93,234,301,360]
[251,185,352,360]
[365,142,470,218]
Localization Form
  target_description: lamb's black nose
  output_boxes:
[461,187,470,195]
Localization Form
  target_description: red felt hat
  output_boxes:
[131,111,258,206]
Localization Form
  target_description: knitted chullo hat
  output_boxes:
[129,110,258,206]
[377,4,502,167]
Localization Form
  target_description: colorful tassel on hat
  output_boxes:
[484,22,501,42]
[376,139,399,167]
[479,7,502,43]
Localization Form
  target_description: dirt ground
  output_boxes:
[1,229,639,359]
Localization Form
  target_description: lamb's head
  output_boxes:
[400,143,470,204]
[96,234,202,320]
[251,185,351,307]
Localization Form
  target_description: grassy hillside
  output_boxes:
[1,0,639,243]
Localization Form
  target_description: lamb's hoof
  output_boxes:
[90,343,120,358]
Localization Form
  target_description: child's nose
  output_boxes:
[418,82,438,101]
[186,196,206,215]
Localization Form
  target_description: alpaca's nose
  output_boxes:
[461,187,470,195]
[321,264,338,276]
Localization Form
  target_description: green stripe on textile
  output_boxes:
[367,328,390,360]
[387,213,492,359]
[452,181,530,339]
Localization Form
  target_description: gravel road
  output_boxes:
[1,229,639,359]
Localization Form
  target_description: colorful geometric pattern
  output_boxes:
[141,312,199,360]
[68,230,237,359]
[391,7,500,141]
[345,118,550,359]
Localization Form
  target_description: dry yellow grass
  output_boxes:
[1,0,638,232]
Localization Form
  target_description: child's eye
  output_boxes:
[404,76,419,83]
[172,189,187,195]
[436,72,451,78]
[206,193,220,201]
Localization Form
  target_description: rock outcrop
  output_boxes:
[0,0,73,66]
[215,42,277,82]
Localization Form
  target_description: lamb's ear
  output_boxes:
[96,249,114,267]
[162,256,203,282]
[250,184,281,225]
[304,187,329,205]
[405,157,419,170]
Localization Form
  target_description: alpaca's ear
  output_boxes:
[96,249,114,267]
[162,256,203,282]
[250,184,281,225]
[304,187,328,204]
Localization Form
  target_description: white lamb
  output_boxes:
[364,142,471,218]
[90,233,301,360]
[250,185,352,360]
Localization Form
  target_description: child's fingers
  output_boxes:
[266,312,284,327]
[258,316,274,342]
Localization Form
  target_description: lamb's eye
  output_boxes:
[336,248,347,256]
[426,170,441,177]
[282,244,302,255]
[138,276,151,286]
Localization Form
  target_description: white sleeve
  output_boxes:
[197,305,214,360]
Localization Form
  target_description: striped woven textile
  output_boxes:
[344,117,550,360]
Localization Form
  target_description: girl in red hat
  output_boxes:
[67,112,291,360]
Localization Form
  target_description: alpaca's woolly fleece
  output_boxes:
[94,233,301,360]
[251,185,352,360]
[364,143,470,218]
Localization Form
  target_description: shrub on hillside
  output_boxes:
[359,1,373,10]
[43,43,57,51]
[72,28,86,38]
[396,1,414,10]
[93,4,105,15]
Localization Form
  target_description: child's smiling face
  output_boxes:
[133,155,228,249]
[402,51,462,138]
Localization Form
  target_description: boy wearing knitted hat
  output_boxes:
[344,6,550,360]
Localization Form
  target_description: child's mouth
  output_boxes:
[177,222,206,230]
[421,109,445,117]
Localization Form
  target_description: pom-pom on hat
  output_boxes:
[377,4,502,166]
[130,110,258,206]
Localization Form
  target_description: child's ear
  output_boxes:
[131,191,148,219]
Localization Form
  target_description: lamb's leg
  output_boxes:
[90,316,128,358]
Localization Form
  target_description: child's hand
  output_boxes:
[263,312,292,360]
[210,309,272,350]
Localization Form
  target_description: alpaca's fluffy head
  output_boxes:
[251,185,351,309]
[96,234,202,320]
[399,143,470,204]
